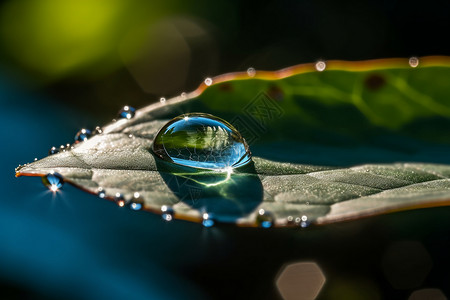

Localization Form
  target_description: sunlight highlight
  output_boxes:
[204,166,233,187]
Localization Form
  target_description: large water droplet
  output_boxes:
[152,113,252,170]
[74,128,92,143]
[118,106,136,119]
[42,172,64,192]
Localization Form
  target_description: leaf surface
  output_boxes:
[16,57,450,227]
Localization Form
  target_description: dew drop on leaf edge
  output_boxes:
[409,56,419,68]
[48,146,59,155]
[161,205,174,221]
[97,187,106,198]
[256,209,274,228]
[130,192,144,211]
[114,193,128,207]
[202,213,215,227]
[247,67,256,77]
[74,128,92,143]
[42,172,64,192]
[118,106,136,119]
[152,113,252,170]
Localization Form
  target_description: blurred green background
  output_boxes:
[2,0,450,299]
[2,0,450,122]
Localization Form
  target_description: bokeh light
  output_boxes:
[0,0,166,80]
[409,288,447,300]
[382,241,432,290]
[276,261,326,300]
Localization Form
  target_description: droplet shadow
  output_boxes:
[155,158,263,223]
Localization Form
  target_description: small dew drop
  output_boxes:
[114,193,128,207]
[202,213,215,227]
[161,205,174,221]
[74,128,92,143]
[118,106,136,119]
[287,216,295,226]
[129,192,144,211]
[160,97,166,103]
[300,220,311,228]
[180,92,187,98]
[247,67,256,77]
[256,209,274,228]
[299,216,310,228]
[34,158,38,161]
[42,172,64,192]
[48,146,59,155]
[409,56,419,68]
[152,113,252,170]
[315,61,326,72]
[130,203,142,211]
[94,126,103,135]
[204,78,213,86]
[128,134,134,139]
[315,60,327,72]
[97,187,106,198]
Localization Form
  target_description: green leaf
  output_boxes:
[16,56,450,227]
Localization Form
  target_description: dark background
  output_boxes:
[1,0,450,299]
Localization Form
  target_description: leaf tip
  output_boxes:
[15,164,24,177]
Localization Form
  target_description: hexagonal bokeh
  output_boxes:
[382,241,433,290]
[276,262,326,300]
[409,288,447,300]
